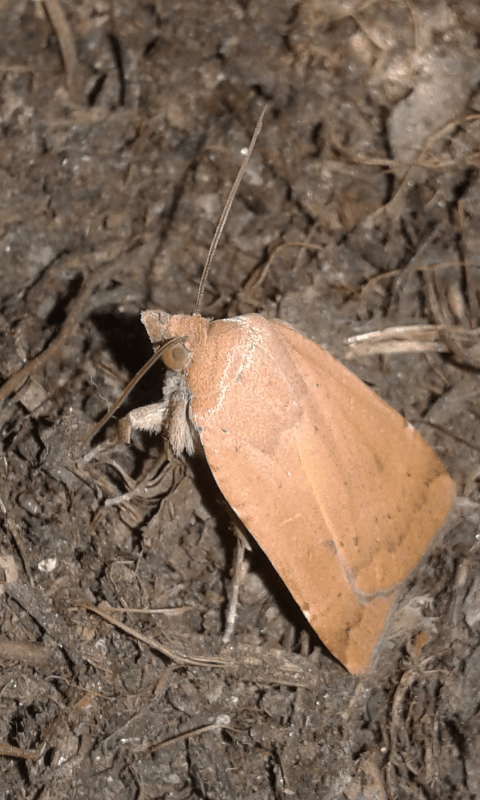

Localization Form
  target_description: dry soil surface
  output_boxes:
[0,1,480,798]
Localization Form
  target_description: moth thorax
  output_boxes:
[161,341,190,371]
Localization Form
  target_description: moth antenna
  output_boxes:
[88,336,187,441]
[195,103,268,316]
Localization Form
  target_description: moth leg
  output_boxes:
[223,525,251,644]
[118,403,168,443]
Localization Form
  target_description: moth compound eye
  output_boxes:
[161,341,190,371]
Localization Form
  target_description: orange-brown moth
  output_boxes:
[115,110,455,674]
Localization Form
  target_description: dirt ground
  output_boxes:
[0,0,480,797]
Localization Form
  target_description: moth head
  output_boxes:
[160,338,191,371]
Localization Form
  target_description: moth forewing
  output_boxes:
[117,110,454,673]
[120,311,454,673]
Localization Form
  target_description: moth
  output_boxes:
[110,109,455,673]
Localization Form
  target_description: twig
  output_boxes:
[3,516,34,585]
[43,0,80,102]
[76,601,232,668]
[147,715,231,753]
[0,257,120,404]
[0,741,42,761]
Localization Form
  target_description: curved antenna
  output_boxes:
[88,336,187,441]
[195,104,268,316]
